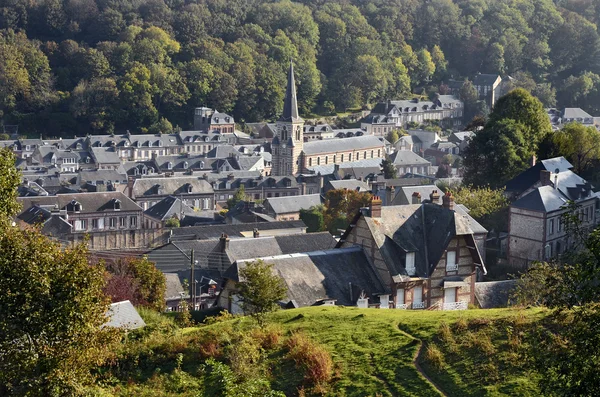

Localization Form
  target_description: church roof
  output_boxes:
[279,60,302,123]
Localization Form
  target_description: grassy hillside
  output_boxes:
[93,307,547,396]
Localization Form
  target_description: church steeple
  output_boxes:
[279,60,302,123]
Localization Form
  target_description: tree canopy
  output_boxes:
[0,1,598,135]
[237,260,287,325]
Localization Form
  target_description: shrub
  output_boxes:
[454,317,468,332]
[424,343,445,370]
[203,310,234,325]
[286,332,333,386]
[438,321,453,343]
[251,325,283,350]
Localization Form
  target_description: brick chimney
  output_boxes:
[253,228,260,238]
[219,233,230,252]
[442,191,455,211]
[411,192,421,204]
[370,196,382,218]
[429,190,440,204]
[540,169,551,186]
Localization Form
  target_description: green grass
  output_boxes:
[96,306,548,396]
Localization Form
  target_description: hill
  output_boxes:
[92,306,547,396]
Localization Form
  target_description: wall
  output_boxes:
[508,207,545,266]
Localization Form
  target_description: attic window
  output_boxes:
[113,199,121,211]
[183,161,189,169]
[69,200,82,212]
[187,184,193,193]
[158,141,163,147]
[167,162,173,170]
[405,252,416,276]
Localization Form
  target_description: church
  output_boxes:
[272,62,387,176]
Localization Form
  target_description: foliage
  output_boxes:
[435,163,451,178]
[0,229,119,396]
[286,332,333,387]
[104,256,166,311]
[299,205,325,233]
[323,188,372,233]
[449,185,509,231]
[386,129,400,144]
[0,147,20,217]
[227,186,247,210]
[237,260,287,325]
[381,156,397,179]
[539,122,600,176]
[464,89,551,188]
[165,216,180,228]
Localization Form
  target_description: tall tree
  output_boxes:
[237,259,287,325]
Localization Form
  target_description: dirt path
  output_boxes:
[396,327,448,397]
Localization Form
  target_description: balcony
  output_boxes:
[412,302,425,309]
[395,303,408,309]
[446,263,459,272]
[442,301,468,311]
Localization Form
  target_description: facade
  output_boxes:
[193,107,235,133]
[126,176,215,211]
[472,74,502,108]
[263,193,323,221]
[338,195,486,310]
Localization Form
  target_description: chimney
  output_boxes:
[442,191,455,211]
[127,177,135,199]
[530,154,537,167]
[253,228,260,238]
[300,182,306,195]
[370,196,382,218]
[540,169,551,186]
[430,190,440,204]
[219,233,230,252]
[412,192,421,204]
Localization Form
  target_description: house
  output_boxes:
[562,108,594,125]
[210,174,301,206]
[104,300,146,330]
[17,191,159,249]
[218,246,386,313]
[168,220,307,241]
[448,131,474,153]
[303,124,335,141]
[507,168,597,268]
[389,150,431,176]
[144,195,205,227]
[125,176,215,211]
[164,272,218,311]
[326,179,371,193]
[472,74,503,108]
[337,195,486,310]
[225,201,276,224]
[89,147,121,170]
[505,157,579,200]
[193,107,235,133]
[264,193,323,220]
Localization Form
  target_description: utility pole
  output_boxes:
[190,249,195,310]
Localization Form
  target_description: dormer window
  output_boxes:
[183,161,189,169]
[405,252,416,276]
[113,199,121,211]
[68,199,82,212]
[167,162,173,170]
[158,141,163,147]
[149,141,153,147]
[187,184,193,193]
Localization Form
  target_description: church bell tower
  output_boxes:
[272,60,304,176]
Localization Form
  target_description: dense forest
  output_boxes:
[1,0,600,136]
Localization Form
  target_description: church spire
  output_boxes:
[279,59,302,122]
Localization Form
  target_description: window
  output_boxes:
[109,218,116,228]
[446,250,458,272]
[558,217,562,232]
[549,219,555,235]
[377,149,381,157]
[92,219,104,230]
[349,153,352,161]
[74,219,87,231]
[317,157,320,165]
[130,216,137,228]
[333,155,337,163]
[341,154,344,162]
[405,252,416,275]
[309,158,312,166]
[119,217,126,227]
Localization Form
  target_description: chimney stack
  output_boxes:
[370,196,382,218]
[253,228,260,238]
[430,190,440,204]
[540,169,551,186]
[442,191,455,211]
[412,192,421,204]
[127,177,135,199]
[220,233,230,252]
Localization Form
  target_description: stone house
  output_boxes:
[337,194,486,310]
[193,107,235,133]
[389,150,431,176]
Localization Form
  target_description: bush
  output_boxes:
[286,332,333,387]
[424,343,445,370]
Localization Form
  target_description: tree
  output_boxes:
[414,48,435,85]
[227,186,247,209]
[104,256,166,312]
[299,205,325,233]
[148,117,173,134]
[436,163,451,178]
[449,185,509,232]
[0,148,21,217]
[386,129,399,144]
[381,156,397,179]
[165,216,180,228]
[546,123,600,176]
[323,189,372,233]
[237,260,287,325]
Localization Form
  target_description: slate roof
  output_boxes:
[77,170,128,186]
[279,60,302,123]
[511,186,569,212]
[144,196,198,221]
[131,177,214,197]
[233,247,386,306]
[328,179,371,192]
[265,194,323,215]
[505,156,573,194]
[104,301,146,330]
[474,280,517,308]
[472,74,501,86]
[169,220,307,241]
[449,131,474,143]
[90,147,120,164]
[129,133,181,147]
[165,273,188,301]
[303,135,385,155]
[563,107,593,120]
[307,157,383,176]
[392,185,443,205]
[274,232,337,254]
[390,150,430,166]
[18,192,141,214]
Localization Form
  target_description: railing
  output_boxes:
[412,302,425,309]
[442,301,468,311]
[446,263,459,272]
[396,303,409,309]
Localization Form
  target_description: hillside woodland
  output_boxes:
[0,0,599,135]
